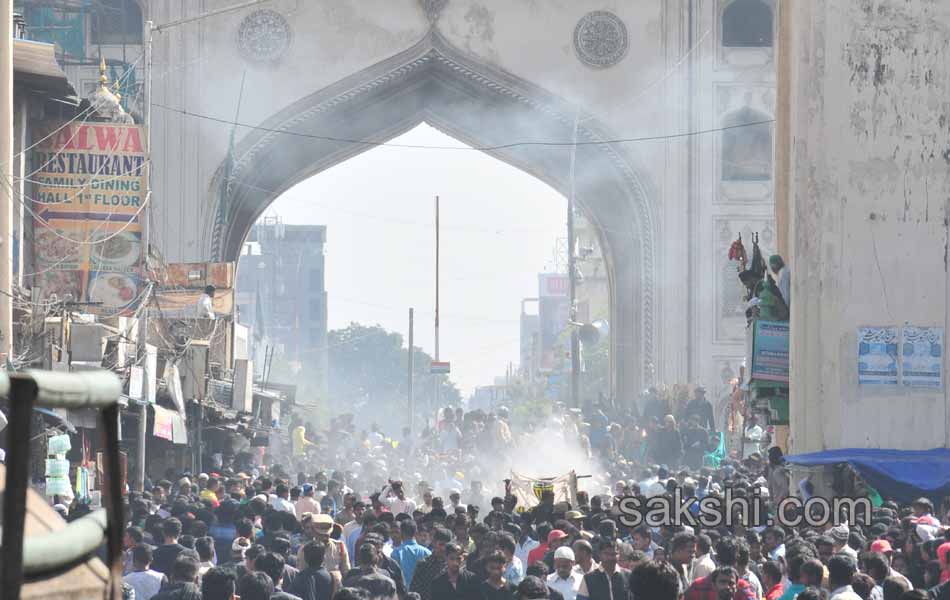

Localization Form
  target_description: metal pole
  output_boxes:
[0,0,15,361]
[1,376,36,598]
[135,19,155,493]
[434,196,440,409]
[408,308,414,437]
[568,111,581,408]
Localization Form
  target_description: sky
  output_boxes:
[265,124,568,395]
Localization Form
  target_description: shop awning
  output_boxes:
[151,404,188,444]
[13,39,76,98]
[33,407,76,433]
[784,448,950,503]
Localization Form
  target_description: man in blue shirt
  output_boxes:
[391,519,431,587]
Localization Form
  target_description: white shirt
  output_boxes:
[295,496,322,516]
[573,561,599,576]
[830,585,863,600]
[744,425,764,458]
[645,481,667,498]
[515,539,539,567]
[124,569,165,600]
[742,569,763,599]
[271,496,297,515]
[198,294,215,319]
[690,553,716,582]
[547,571,583,600]
[386,496,417,516]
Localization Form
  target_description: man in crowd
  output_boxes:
[152,555,202,600]
[576,540,630,600]
[431,542,480,600]
[124,544,166,600]
[481,550,519,599]
[290,541,333,600]
[391,518,431,587]
[115,401,950,600]
[547,546,583,600]
[152,518,187,576]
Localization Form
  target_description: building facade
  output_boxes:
[236,220,328,398]
[780,0,950,452]
[16,0,780,411]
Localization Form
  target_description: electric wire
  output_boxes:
[1,52,145,171]
[152,102,775,151]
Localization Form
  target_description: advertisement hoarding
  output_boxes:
[538,273,569,372]
[31,122,147,314]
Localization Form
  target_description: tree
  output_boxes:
[327,322,461,430]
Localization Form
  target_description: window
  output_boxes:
[90,0,143,45]
[310,299,322,317]
[722,107,772,181]
[722,0,773,48]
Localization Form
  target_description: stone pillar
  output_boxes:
[784,0,950,454]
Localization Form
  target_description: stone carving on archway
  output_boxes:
[573,11,629,69]
[237,9,293,64]
[211,32,657,391]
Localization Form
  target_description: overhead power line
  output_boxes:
[151,102,775,152]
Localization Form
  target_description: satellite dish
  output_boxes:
[578,319,609,346]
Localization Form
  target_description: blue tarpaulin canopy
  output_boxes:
[785,448,950,504]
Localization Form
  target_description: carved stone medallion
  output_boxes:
[573,11,629,69]
[237,9,293,63]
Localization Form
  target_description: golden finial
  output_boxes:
[113,79,122,101]
[99,56,109,88]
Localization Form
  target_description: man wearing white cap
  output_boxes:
[829,524,858,560]
[547,546,583,600]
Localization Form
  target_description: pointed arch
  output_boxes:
[206,32,657,402]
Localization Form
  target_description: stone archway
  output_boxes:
[208,32,656,404]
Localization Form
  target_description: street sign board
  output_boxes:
[430,361,451,374]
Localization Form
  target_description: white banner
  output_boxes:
[509,470,577,510]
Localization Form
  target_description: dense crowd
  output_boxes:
[85,397,949,600]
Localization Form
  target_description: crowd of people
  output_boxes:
[96,399,950,600]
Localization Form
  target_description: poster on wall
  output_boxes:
[30,122,147,314]
[751,320,789,383]
[901,326,943,388]
[857,326,899,385]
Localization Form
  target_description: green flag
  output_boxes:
[867,485,884,508]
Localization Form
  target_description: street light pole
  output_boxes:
[0,0,14,361]
[568,112,581,408]
[408,308,414,437]
[434,196,440,411]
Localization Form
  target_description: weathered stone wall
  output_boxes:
[785,0,950,451]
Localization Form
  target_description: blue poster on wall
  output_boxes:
[858,327,899,385]
[751,320,790,383]
[902,326,943,389]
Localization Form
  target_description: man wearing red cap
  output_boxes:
[868,540,913,591]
